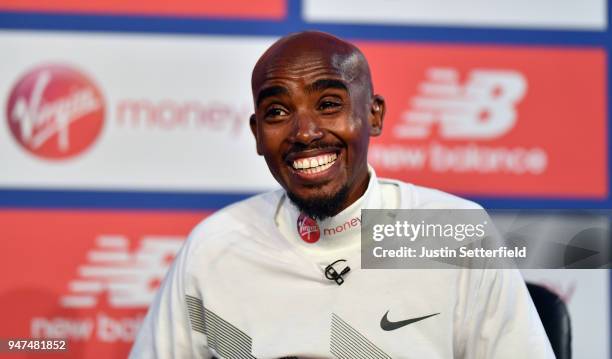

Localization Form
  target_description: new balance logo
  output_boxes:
[395,67,527,140]
[60,235,184,308]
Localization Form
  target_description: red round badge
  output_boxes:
[6,64,105,160]
[297,213,320,243]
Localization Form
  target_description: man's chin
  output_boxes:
[286,185,350,221]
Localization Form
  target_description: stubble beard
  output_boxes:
[286,184,350,221]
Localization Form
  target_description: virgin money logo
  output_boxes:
[6,64,105,160]
[297,213,320,243]
[395,67,527,140]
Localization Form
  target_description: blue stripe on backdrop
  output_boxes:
[0,188,610,210]
[0,189,253,210]
[0,11,290,37]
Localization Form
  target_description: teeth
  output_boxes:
[312,161,333,173]
[292,153,337,171]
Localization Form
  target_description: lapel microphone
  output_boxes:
[325,259,351,285]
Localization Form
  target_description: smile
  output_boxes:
[291,153,337,175]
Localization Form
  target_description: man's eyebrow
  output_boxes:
[256,85,289,107]
[306,79,348,94]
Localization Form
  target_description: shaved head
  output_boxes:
[252,31,373,103]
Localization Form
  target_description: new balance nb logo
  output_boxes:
[60,235,184,308]
[395,67,527,140]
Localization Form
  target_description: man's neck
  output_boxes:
[275,167,380,257]
[333,168,371,217]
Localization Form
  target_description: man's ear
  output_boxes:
[249,114,263,155]
[369,95,385,137]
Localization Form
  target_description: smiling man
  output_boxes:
[131,32,554,359]
[250,33,381,222]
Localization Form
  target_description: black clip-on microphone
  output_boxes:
[325,259,351,286]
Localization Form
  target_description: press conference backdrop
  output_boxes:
[0,0,609,358]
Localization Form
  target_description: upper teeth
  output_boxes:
[292,153,337,170]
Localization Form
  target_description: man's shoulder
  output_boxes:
[379,177,483,210]
[186,189,284,248]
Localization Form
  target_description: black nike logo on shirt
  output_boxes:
[380,310,440,331]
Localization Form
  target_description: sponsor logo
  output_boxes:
[0,210,203,356]
[361,43,606,197]
[395,67,526,140]
[31,234,183,343]
[115,99,246,135]
[380,311,440,331]
[297,213,320,243]
[6,64,250,167]
[60,235,182,309]
[5,62,249,163]
[6,64,105,160]
[371,67,548,176]
[323,216,362,237]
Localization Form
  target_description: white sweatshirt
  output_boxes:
[131,169,555,359]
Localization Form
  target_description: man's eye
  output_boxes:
[265,107,288,118]
[318,100,341,112]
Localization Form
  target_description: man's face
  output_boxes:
[250,43,384,218]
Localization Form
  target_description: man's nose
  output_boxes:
[291,111,323,144]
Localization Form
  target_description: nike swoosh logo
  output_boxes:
[380,310,440,331]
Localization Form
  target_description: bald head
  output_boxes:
[251,31,373,101]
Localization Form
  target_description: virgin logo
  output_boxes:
[297,213,320,243]
[6,64,105,160]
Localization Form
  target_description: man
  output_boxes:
[131,31,554,358]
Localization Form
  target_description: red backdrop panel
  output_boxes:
[0,209,209,358]
[360,43,607,198]
[0,0,286,19]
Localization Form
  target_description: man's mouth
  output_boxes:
[290,152,338,175]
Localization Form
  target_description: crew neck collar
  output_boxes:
[275,166,381,257]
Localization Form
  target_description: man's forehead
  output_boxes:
[251,32,366,93]
[253,50,355,90]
